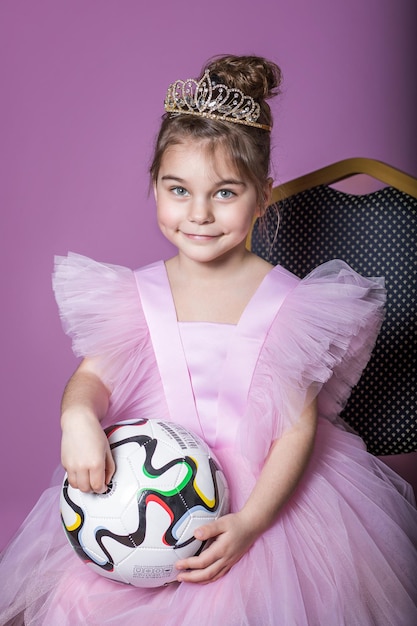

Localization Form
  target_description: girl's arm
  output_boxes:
[60,358,114,494]
[176,400,317,584]
[237,399,317,533]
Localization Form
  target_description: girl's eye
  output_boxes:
[216,189,235,199]
[172,187,189,197]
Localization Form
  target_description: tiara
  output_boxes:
[164,70,271,131]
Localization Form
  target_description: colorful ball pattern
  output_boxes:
[60,419,230,587]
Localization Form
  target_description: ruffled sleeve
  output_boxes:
[249,260,386,440]
[52,253,168,424]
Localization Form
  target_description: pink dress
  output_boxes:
[1,253,416,625]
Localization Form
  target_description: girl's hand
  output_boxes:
[61,410,115,494]
[175,512,257,584]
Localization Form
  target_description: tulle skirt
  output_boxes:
[1,419,416,626]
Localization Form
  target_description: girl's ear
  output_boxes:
[153,182,158,202]
[256,178,273,217]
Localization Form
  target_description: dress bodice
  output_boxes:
[178,322,235,447]
[134,260,299,449]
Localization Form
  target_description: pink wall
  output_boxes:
[1,0,416,550]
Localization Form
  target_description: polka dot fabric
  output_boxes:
[251,185,417,455]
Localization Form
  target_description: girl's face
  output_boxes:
[154,140,266,266]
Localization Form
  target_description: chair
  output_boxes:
[249,158,417,481]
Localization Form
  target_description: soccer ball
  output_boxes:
[60,419,230,587]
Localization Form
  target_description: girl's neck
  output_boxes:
[167,248,252,283]
[165,251,273,324]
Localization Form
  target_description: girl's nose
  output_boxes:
[188,200,214,224]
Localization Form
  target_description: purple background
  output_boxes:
[1,0,416,550]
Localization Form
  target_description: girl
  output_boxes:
[1,55,417,626]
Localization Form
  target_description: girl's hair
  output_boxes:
[150,55,282,207]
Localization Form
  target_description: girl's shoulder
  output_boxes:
[274,259,386,333]
[53,252,150,358]
[261,259,386,428]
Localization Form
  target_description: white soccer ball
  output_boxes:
[60,419,230,587]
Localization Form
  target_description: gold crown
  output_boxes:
[164,70,271,131]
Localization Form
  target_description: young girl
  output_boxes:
[1,55,417,625]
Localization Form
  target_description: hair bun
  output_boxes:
[202,55,282,101]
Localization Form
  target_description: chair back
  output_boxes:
[251,161,417,455]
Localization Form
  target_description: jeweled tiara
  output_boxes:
[164,70,271,131]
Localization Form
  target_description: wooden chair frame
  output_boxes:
[270,157,417,202]
[247,158,417,248]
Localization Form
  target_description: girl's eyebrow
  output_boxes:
[161,175,186,183]
[216,179,247,187]
[160,175,246,187]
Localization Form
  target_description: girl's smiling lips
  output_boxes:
[181,232,221,241]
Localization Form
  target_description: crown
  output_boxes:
[164,70,271,131]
